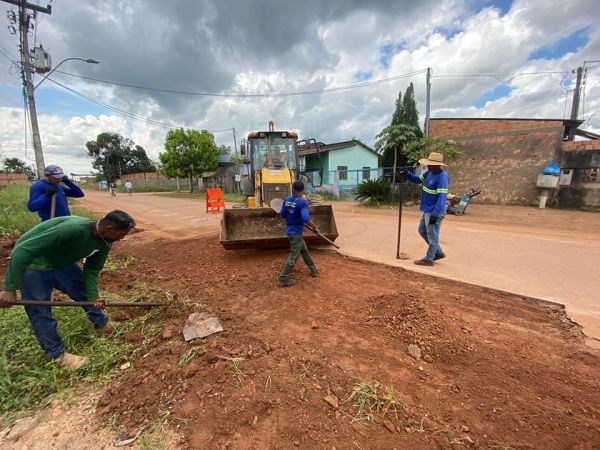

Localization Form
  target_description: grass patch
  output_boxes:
[0,184,98,238]
[157,191,243,203]
[178,347,204,366]
[0,283,164,421]
[345,379,402,424]
[0,306,131,419]
[0,184,39,236]
[104,255,136,272]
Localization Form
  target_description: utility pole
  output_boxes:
[232,127,239,193]
[3,0,53,178]
[568,66,583,140]
[425,67,432,138]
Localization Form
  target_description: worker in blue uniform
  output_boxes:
[406,152,449,266]
[27,165,85,221]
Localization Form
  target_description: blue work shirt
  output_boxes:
[280,194,310,236]
[27,179,85,221]
[407,170,449,217]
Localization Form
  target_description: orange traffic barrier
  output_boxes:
[206,188,225,213]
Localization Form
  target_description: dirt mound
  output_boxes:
[95,235,600,449]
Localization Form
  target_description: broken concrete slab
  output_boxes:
[183,312,223,342]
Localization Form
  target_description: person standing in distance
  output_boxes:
[27,165,84,221]
[109,181,117,197]
[124,180,133,196]
[406,152,450,266]
[278,180,319,287]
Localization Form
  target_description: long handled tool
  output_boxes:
[269,199,340,249]
[50,193,57,219]
[14,300,164,308]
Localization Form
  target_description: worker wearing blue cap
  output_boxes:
[27,165,85,221]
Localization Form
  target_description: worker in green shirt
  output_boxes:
[0,210,135,370]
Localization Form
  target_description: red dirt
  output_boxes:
[94,232,599,449]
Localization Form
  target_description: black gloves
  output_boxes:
[429,215,438,225]
[45,185,59,197]
[62,176,69,183]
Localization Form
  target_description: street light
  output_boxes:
[34,57,99,90]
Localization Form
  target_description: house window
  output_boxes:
[338,166,348,181]
[362,167,370,180]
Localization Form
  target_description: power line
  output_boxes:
[46,77,235,133]
[433,70,569,84]
[51,68,428,98]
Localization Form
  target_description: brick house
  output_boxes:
[430,118,600,209]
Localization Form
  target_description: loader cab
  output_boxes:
[247,131,299,172]
[244,130,299,207]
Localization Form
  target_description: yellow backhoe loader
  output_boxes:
[220,121,338,249]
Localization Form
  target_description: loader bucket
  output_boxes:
[220,205,339,250]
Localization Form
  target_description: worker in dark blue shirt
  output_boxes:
[278,180,318,287]
[406,152,449,266]
[27,165,85,221]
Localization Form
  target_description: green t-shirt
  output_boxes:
[3,216,111,300]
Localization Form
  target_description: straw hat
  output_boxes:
[418,152,447,167]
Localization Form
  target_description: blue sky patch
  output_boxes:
[472,0,513,16]
[379,42,406,69]
[354,71,373,82]
[434,26,462,41]
[529,28,589,60]
[474,84,512,108]
[0,83,105,117]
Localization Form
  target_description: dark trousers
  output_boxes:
[21,263,108,359]
[279,235,317,281]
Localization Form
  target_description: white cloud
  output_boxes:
[0,0,598,173]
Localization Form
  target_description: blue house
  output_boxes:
[298,139,380,193]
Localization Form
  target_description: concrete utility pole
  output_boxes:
[568,66,583,140]
[425,67,432,138]
[2,0,53,178]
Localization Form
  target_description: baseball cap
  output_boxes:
[44,165,65,179]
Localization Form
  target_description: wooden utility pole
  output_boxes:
[2,0,52,178]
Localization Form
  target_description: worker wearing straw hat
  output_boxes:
[406,152,449,266]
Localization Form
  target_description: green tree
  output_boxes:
[401,83,422,136]
[383,82,423,168]
[374,124,419,188]
[160,128,219,193]
[86,133,155,180]
[405,137,462,164]
[2,157,35,180]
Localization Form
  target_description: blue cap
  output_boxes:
[44,165,65,179]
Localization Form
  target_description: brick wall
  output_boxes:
[562,140,600,152]
[0,172,29,185]
[430,119,565,205]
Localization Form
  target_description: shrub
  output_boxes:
[354,178,391,206]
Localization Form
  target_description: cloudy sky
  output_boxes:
[0,0,599,174]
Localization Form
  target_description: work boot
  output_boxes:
[56,352,88,370]
[96,322,114,337]
[311,269,318,278]
[414,258,434,266]
[278,279,296,287]
[433,252,447,261]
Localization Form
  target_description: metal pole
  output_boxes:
[14,300,164,307]
[20,7,45,179]
[425,67,431,138]
[232,127,239,193]
[396,179,404,259]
